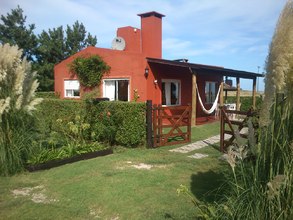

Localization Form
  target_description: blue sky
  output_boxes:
[1,0,288,91]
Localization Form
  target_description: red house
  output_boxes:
[54,11,262,125]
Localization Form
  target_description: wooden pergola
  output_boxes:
[147,58,264,126]
[189,66,263,126]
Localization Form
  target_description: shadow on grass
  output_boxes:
[190,170,225,203]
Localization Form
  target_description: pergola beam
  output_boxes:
[252,77,257,109]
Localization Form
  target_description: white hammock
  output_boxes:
[196,84,221,115]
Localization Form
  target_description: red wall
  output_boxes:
[54,46,147,100]
[55,12,164,101]
[117,26,141,53]
[54,11,222,119]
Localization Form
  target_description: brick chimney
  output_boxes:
[138,11,165,58]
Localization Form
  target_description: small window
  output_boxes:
[162,80,180,106]
[103,79,129,101]
[205,82,216,103]
[64,80,80,98]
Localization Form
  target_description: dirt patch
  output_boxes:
[117,161,168,170]
[11,185,58,204]
[188,153,209,159]
[131,163,153,170]
[89,206,103,218]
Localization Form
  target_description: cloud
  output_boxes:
[0,0,287,91]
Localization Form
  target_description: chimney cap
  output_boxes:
[137,11,165,18]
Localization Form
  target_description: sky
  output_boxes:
[0,0,288,91]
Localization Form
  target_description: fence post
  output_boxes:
[146,100,153,148]
[220,106,224,152]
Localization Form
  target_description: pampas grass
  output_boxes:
[0,44,42,175]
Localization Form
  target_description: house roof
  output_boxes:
[147,57,264,79]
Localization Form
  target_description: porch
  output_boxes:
[147,57,263,126]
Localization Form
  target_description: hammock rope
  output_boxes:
[196,84,221,115]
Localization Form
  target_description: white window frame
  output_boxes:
[162,79,181,106]
[103,78,130,101]
[64,80,80,98]
[205,81,217,104]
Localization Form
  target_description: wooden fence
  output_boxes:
[146,101,192,147]
[220,106,256,152]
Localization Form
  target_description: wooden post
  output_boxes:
[187,104,192,142]
[236,77,240,111]
[146,100,153,148]
[252,77,257,109]
[220,106,224,152]
[220,79,224,106]
[191,73,197,126]
[158,105,163,147]
[153,104,158,147]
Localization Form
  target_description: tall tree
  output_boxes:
[260,0,293,126]
[1,6,98,91]
[34,26,66,91]
[36,22,97,91]
[0,5,37,62]
[65,21,97,55]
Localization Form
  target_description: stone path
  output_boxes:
[170,127,249,159]
[169,134,232,159]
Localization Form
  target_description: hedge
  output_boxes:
[36,92,59,99]
[35,99,83,134]
[85,100,146,147]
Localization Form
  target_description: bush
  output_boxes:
[86,101,146,147]
[35,99,83,135]
[36,92,59,99]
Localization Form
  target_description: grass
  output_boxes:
[0,122,226,220]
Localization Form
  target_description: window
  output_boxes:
[64,80,80,98]
[205,82,216,103]
[162,79,180,105]
[103,79,129,101]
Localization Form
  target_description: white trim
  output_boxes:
[162,79,181,106]
[103,78,130,101]
[64,79,80,98]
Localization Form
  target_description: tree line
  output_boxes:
[0,5,97,91]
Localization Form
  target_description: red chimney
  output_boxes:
[138,11,165,58]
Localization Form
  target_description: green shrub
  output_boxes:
[36,92,59,99]
[69,55,110,87]
[86,101,146,147]
[28,142,108,165]
[35,99,83,135]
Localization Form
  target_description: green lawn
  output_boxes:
[0,122,227,220]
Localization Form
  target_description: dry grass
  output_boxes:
[227,90,263,97]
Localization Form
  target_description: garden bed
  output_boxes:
[26,148,113,172]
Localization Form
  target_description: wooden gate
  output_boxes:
[219,106,257,152]
[151,104,192,147]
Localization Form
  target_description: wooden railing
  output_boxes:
[220,106,256,152]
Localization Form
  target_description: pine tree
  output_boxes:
[0,5,37,62]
